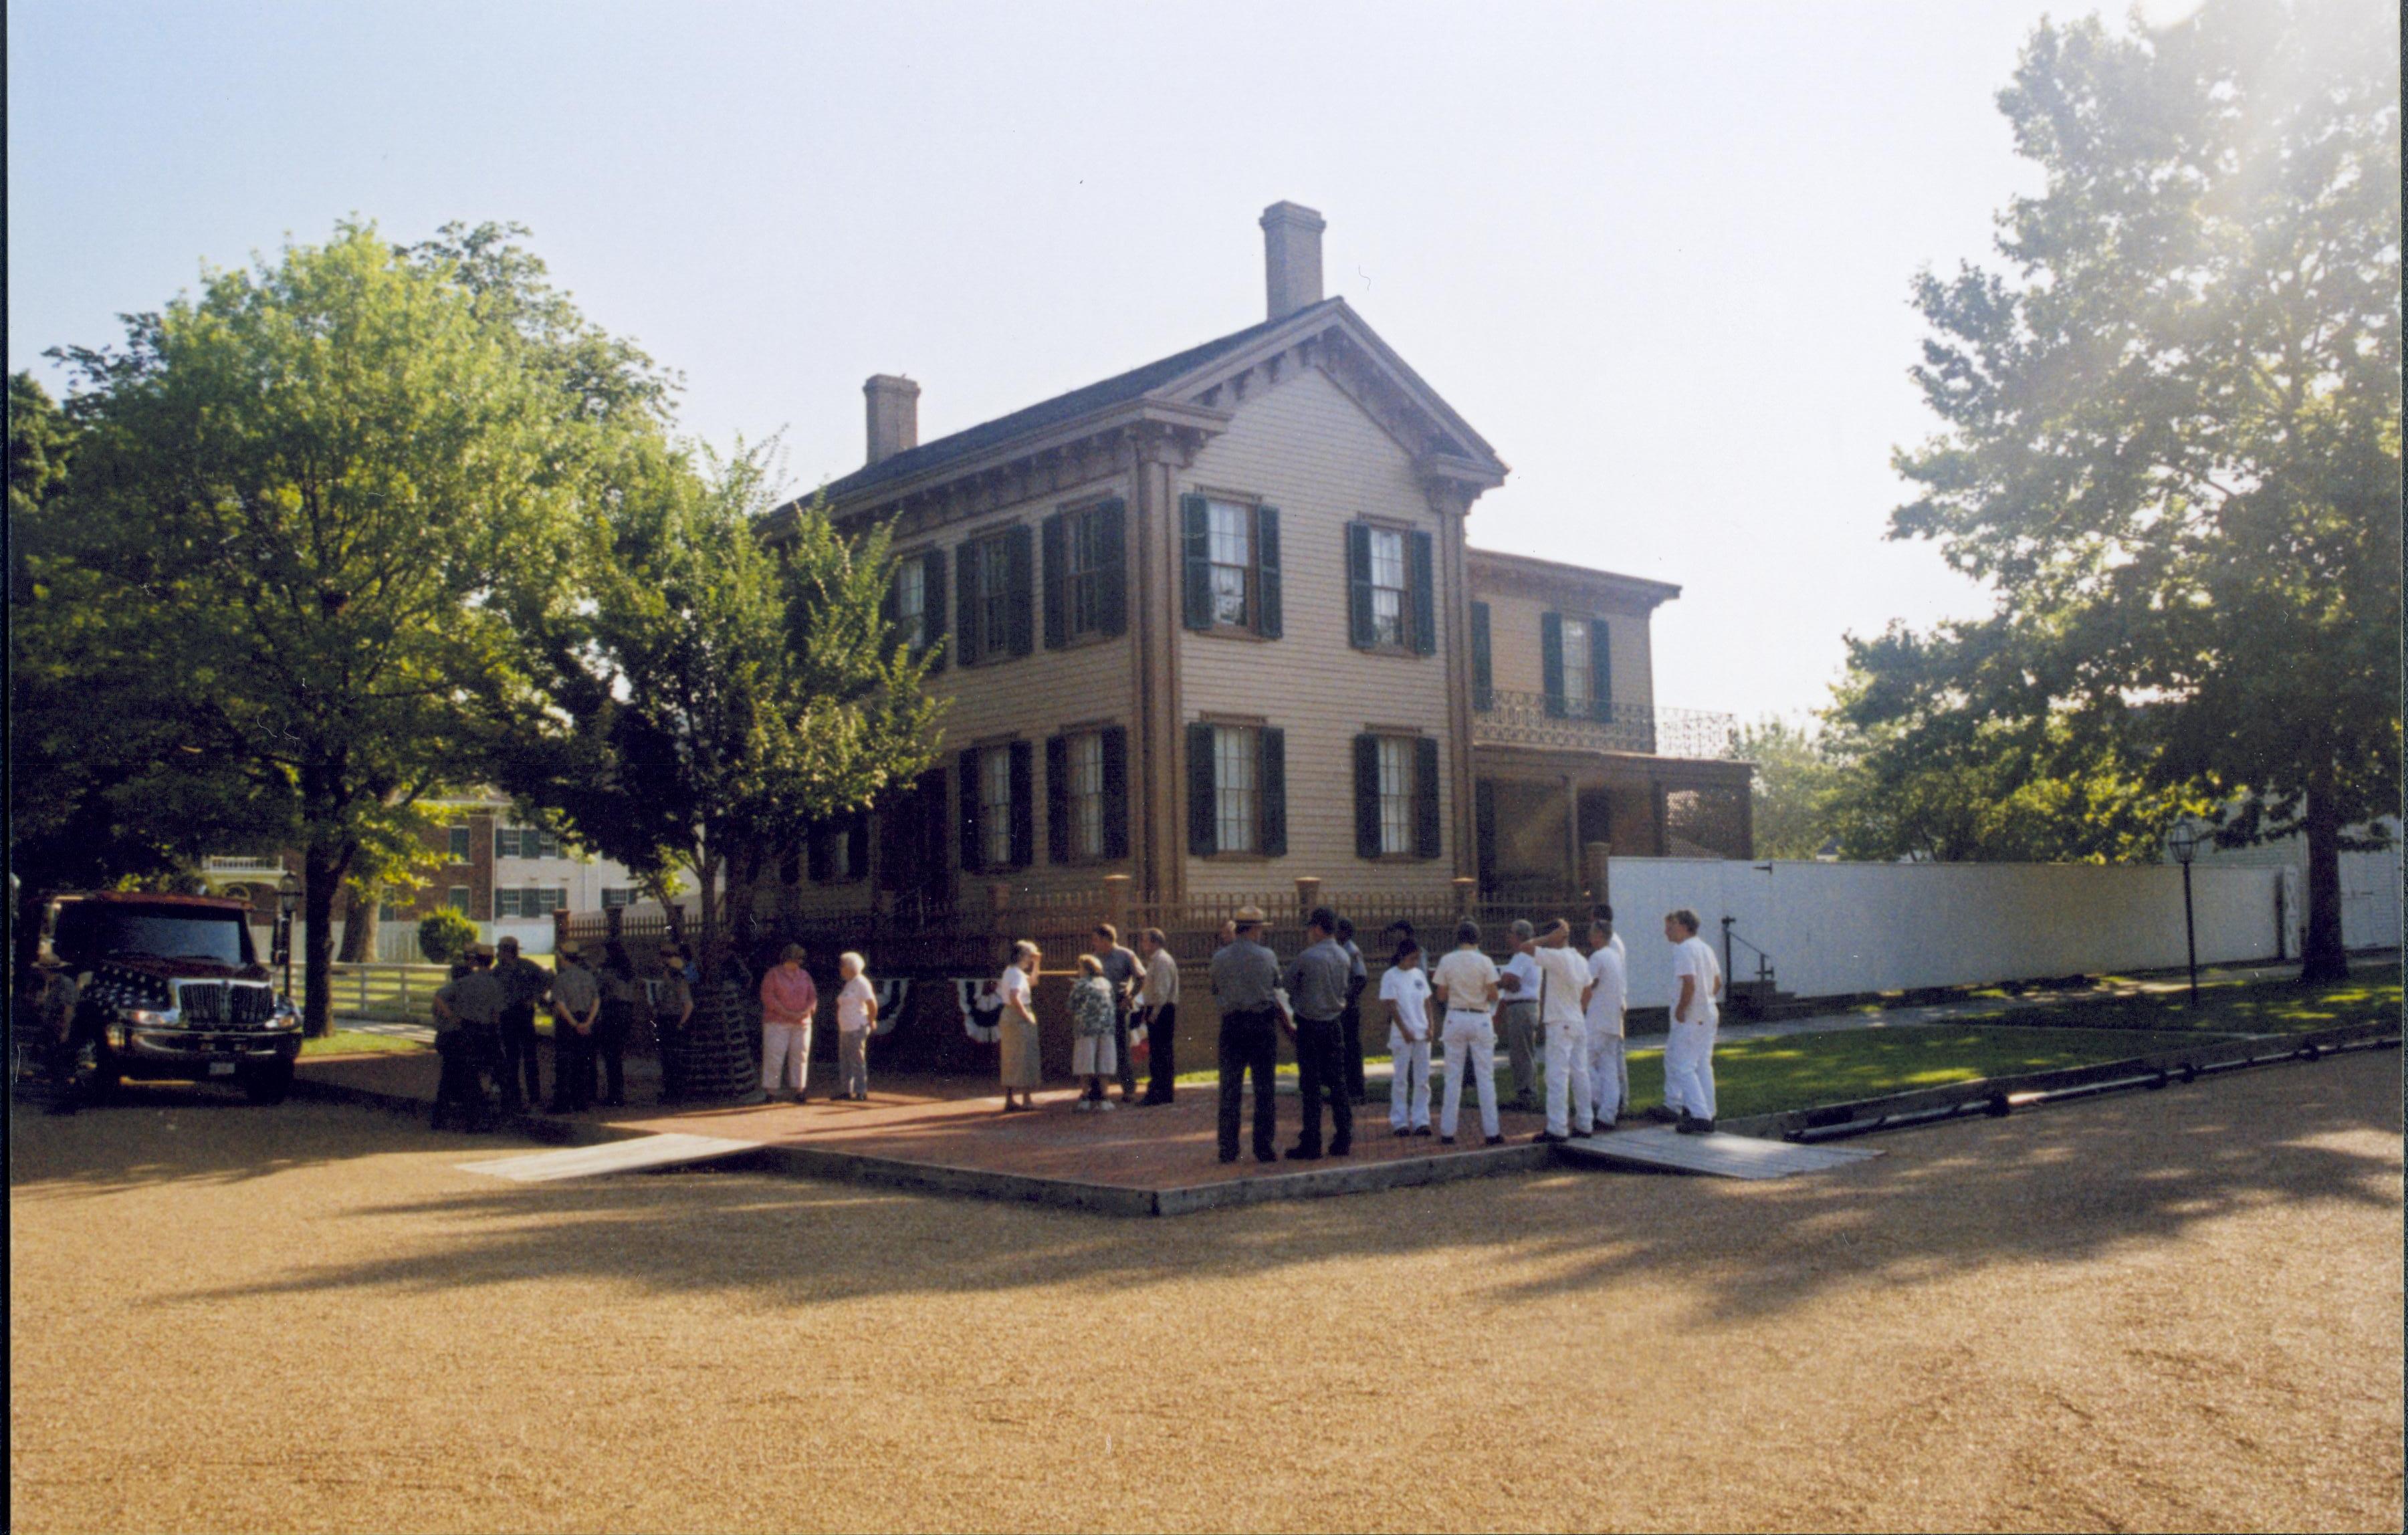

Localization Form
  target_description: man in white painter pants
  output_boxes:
[1662,908,1723,1135]
[1583,913,1628,1131]
[1530,919,1594,1144]
[1430,921,1504,1147]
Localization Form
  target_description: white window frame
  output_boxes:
[1376,737,1416,856]
[1213,725,1259,854]
[1368,527,1408,649]
[1205,500,1253,630]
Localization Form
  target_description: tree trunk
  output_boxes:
[2299,780,2348,983]
[300,840,349,1037]
[336,887,378,963]
[695,852,723,985]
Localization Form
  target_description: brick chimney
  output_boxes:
[863,374,920,465]
[1260,201,1325,322]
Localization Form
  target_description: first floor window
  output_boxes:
[981,747,1015,870]
[1069,731,1107,860]
[447,887,471,913]
[378,901,408,923]
[1213,726,1259,854]
[1377,737,1416,856]
[600,888,635,910]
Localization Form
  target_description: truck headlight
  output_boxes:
[268,999,301,1031]
[122,1008,175,1028]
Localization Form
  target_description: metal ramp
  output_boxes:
[1557,1126,1881,1180]
[459,1133,763,1183]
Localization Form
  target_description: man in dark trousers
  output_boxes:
[1285,907,1355,1160]
[1135,927,1180,1106]
[1091,923,1143,1106]
[431,943,508,1131]
[1208,906,1281,1165]
[1335,915,1369,1106]
[491,936,550,1114]
[545,941,603,1113]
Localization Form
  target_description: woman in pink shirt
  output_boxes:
[760,944,819,1102]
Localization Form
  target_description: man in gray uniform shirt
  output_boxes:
[1285,907,1355,1160]
[1209,907,1282,1164]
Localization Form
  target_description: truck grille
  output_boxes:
[178,983,277,1027]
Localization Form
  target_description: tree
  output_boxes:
[499,447,943,993]
[35,223,646,1031]
[1876,0,2399,976]
[1733,718,1844,860]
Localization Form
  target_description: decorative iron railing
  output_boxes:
[1472,692,1741,761]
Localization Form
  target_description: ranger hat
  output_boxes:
[1232,904,1267,926]
[556,939,583,958]
[467,941,496,960]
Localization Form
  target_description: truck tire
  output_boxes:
[242,1060,294,1105]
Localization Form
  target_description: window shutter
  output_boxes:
[1255,505,1282,638]
[1186,721,1216,855]
[807,825,832,882]
[1410,529,1436,655]
[879,574,898,641]
[920,548,948,674]
[1097,498,1127,638]
[1181,494,1212,630]
[1475,778,1498,891]
[1590,619,1614,723]
[1353,734,1382,858]
[1008,739,1034,866]
[1040,511,1067,650]
[1470,600,1493,711]
[1260,727,1287,856]
[1414,737,1442,859]
[1345,521,1374,649]
[1045,733,1071,864]
[1540,611,1567,718]
[1004,525,1035,657]
[955,540,984,668]
[1100,725,1129,860]
[958,748,984,873]
[846,813,870,879]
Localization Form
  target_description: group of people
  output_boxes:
[989,923,1181,1114]
[1202,902,1725,1164]
[428,934,678,1128]
[758,944,879,1102]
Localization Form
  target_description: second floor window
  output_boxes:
[447,828,471,862]
[1181,494,1283,638]
[1561,618,1593,712]
[895,558,926,653]
[978,543,1013,658]
[1542,610,1614,722]
[955,527,1032,667]
[1347,521,1435,654]
[1208,503,1251,628]
[1369,528,1407,647]
[1043,500,1127,647]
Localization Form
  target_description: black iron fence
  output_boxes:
[1472,692,1741,761]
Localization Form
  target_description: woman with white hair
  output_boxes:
[835,951,877,1100]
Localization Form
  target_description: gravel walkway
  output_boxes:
[11,1050,2400,1532]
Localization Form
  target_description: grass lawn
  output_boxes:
[1956,963,2400,1036]
[300,1029,429,1056]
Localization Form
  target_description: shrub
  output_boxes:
[416,909,478,966]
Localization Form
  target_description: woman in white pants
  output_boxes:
[758,944,819,1100]
[1662,909,1723,1133]
[1430,921,1504,1147]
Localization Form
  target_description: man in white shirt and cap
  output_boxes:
[1663,907,1725,1134]
[1430,921,1505,1147]
[1530,919,1595,1144]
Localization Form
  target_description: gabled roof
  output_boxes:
[818,298,1347,506]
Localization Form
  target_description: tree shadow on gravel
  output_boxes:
[9,1092,450,1193]
[135,1051,2407,1327]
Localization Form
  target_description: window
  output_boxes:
[1213,726,1259,854]
[600,888,636,910]
[980,747,1015,870]
[496,888,564,919]
[980,541,1014,658]
[1046,727,1129,865]
[447,828,471,862]
[1368,529,1407,647]
[378,901,409,923]
[1069,733,1106,859]
[894,558,927,653]
[447,887,471,913]
[1068,509,1107,638]
[1208,503,1252,628]
[954,527,1032,667]
[1561,618,1592,713]
[1377,737,1416,855]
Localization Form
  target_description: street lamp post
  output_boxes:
[2167,819,2203,1008]
[275,872,302,1003]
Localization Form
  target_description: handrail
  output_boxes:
[1719,915,1775,985]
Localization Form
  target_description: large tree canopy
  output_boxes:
[29,222,655,1030]
[1854,0,2399,977]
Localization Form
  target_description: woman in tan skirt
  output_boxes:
[996,940,1043,1112]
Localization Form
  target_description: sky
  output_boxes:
[8,0,2165,725]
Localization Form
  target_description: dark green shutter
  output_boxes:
[1414,737,1442,858]
[1186,721,1216,855]
[956,540,984,668]
[1346,522,1375,648]
[1255,505,1282,638]
[1590,620,1614,723]
[1353,734,1382,858]
[1541,611,1566,718]
[1474,778,1498,891]
[806,826,831,882]
[1004,525,1034,658]
[1260,727,1287,856]
[845,813,870,879]
[1040,511,1067,650]
[1097,499,1127,638]
[1181,494,1212,630]
[1045,733,1071,863]
[1470,601,1493,711]
[920,548,948,673]
[1008,739,1034,867]
[958,749,985,873]
[1409,529,1436,655]
[1100,726,1129,860]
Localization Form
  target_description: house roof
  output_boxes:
[813,298,1349,507]
[1468,546,1682,608]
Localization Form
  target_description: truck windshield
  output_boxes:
[53,907,253,968]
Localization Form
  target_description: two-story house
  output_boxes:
[764,202,1750,923]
